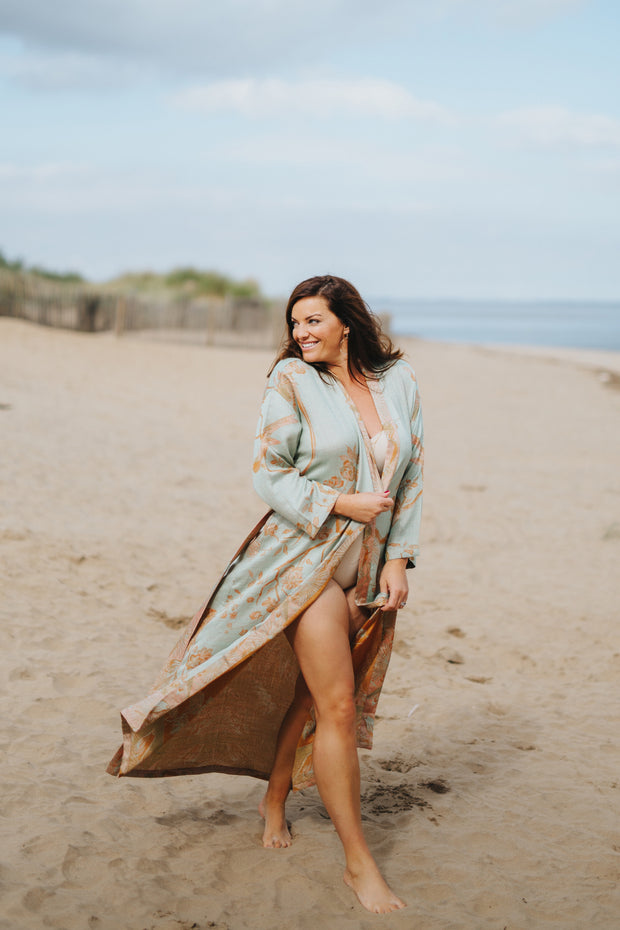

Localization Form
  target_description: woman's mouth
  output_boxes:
[300,341,319,350]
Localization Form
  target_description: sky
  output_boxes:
[1,0,619,300]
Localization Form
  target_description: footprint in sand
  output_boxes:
[361,782,428,815]
[420,778,451,795]
[22,886,55,913]
[375,756,419,774]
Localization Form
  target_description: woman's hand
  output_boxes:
[379,558,409,611]
[333,491,394,524]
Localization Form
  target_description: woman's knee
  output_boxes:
[315,691,356,730]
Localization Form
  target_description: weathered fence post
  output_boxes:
[77,294,101,332]
[205,299,217,346]
[115,296,126,337]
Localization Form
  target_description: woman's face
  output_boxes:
[290,296,348,369]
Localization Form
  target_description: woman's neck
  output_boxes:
[328,362,366,388]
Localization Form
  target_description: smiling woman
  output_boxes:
[108,274,424,914]
[276,275,403,385]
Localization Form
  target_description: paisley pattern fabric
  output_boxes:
[107,358,423,790]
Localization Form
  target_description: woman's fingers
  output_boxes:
[380,579,407,610]
[334,492,394,523]
[358,493,394,522]
[379,560,409,610]
[383,586,406,610]
[375,493,394,516]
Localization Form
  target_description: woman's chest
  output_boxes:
[344,381,382,437]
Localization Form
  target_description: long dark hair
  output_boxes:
[270,275,402,382]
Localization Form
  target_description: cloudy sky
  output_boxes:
[1,0,618,299]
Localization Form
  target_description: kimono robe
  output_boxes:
[108,357,423,790]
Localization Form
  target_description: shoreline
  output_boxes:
[400,335,620,378]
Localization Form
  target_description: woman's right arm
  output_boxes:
[253,366,342,538]
[254,363,395,534]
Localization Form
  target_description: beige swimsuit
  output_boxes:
[332,429,389,590]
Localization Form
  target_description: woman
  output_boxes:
[108,275,423,914]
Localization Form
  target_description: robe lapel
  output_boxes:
[334,381,382,492]
[368,376,400,490]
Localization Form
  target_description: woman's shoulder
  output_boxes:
[270,356,315,379]
[269,357,317,384]
[266,357,320,399]
[380,357,418,388]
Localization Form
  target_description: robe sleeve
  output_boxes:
[252,363,341,538]
[384,365,424,565]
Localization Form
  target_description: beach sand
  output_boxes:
[1,317,619,930]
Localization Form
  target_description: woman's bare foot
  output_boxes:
[259,793,293,848]
[343,862,406,914]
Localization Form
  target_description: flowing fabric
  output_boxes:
[107,357,423,790]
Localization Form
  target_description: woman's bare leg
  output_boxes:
[288,580,405,914]
[258,587,367,849]
[260,673,312,848]
[260,585,369,849]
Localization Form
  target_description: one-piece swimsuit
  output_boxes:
[332,429,388,589]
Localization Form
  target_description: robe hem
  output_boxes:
[109,762,272,781]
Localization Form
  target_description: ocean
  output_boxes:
[373,298,620,351]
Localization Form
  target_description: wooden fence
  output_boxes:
[0,270,286,348]
[0,270,116,332]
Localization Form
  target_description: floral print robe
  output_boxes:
[108,357,423,789]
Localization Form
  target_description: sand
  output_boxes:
[1,317,619,930]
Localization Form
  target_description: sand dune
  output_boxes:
[1,318,619,929]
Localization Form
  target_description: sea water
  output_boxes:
[373,299,620,351]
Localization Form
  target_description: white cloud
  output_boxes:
[169,77,452,122]
[498,106,620,148]
[203,133,466,193]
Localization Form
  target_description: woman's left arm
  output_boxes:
[380,366,424,607]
